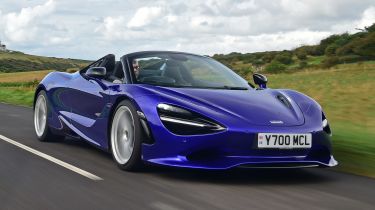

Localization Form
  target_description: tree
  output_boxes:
[336,41,356,55]
[325,44,338,56]
[314,34,341,55]
[353,33,375,57]
[365,23,375,32]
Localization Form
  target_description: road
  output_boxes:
[0,103,374,210]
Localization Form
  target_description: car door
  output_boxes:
[68,55,115,147]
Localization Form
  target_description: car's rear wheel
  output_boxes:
[110,100,143,171]
[34,90,64,142]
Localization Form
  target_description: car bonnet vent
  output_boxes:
[276,94,292,108]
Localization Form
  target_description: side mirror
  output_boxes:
[85,67,106,79]
[253,73,267,89]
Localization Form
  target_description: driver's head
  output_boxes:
[133,59,140,78]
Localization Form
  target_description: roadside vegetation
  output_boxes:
[269,63,375,178]
[0,70,52,106]
[0,51,89,72]
[213,23,375,77]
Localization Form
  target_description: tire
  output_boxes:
[34,90,65,142]
[110,100,143,171]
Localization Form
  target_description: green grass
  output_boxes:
[306,55,325,65]
[332,123,375,177]
[0,70,49,107]
[0,63,374,178]
[0,87,34,106]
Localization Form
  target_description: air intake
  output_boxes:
[276,94,291,108]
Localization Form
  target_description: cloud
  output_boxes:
[0,0,374,59]
[330,6,375,33]
[1,0,56,42]
[48,36,71,45]
[127,6,163,28]
[96,16,127,40]
[358,6,375,29]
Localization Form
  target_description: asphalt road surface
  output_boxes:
[0,103,374,210]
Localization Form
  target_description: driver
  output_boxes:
[133,59,140,79]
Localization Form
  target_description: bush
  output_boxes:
[265,60,286,73]
[294,45,317,56]
[274,53,293,65]
[237,67,253,77]
[339,55,364,63]
[252,59,265,66]
[298,61,308,69]
[262,52,276,63]
[321,56,339,68]
[296,51,307,60]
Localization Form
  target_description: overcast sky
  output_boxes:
[0,0,374,59]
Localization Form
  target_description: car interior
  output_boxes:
[137,60,191,86]
[136,58,223,87]
[82,53,239,88]
[84,54,125,83]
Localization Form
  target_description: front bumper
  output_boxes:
[142,124,338,169]
[145,155,338,170]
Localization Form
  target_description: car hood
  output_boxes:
[138,85,305,127]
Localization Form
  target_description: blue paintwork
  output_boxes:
[35,52,337,169]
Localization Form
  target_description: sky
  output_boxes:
[0,0,374,60]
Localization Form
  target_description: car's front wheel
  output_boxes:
[34,90,64,142]
[110,100,143,171]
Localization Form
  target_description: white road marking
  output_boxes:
[0,134,103,181]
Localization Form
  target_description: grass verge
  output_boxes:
[0,87,35,107]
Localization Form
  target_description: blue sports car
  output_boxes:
[33,51,338,171]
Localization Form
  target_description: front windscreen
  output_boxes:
[129,52,250,90]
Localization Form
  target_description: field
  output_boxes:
[0,63,374,177]
[0,70,53,83]
[268,63,375,177]
[0,51,89,72]
[0,70,53,106]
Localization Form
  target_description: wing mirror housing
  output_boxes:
[85,67,106,79]
[253,73,268,89]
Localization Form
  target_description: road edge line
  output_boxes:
[0,134,103,181]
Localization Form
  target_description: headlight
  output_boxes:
[157,103,225,135]
[322,113,332,135]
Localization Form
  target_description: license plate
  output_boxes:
[258,133,312,149]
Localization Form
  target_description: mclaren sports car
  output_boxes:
[33,51,338,171]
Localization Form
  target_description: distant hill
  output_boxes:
[0,51,90,73]
[212,23,375,77]
[1,22,374,75]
